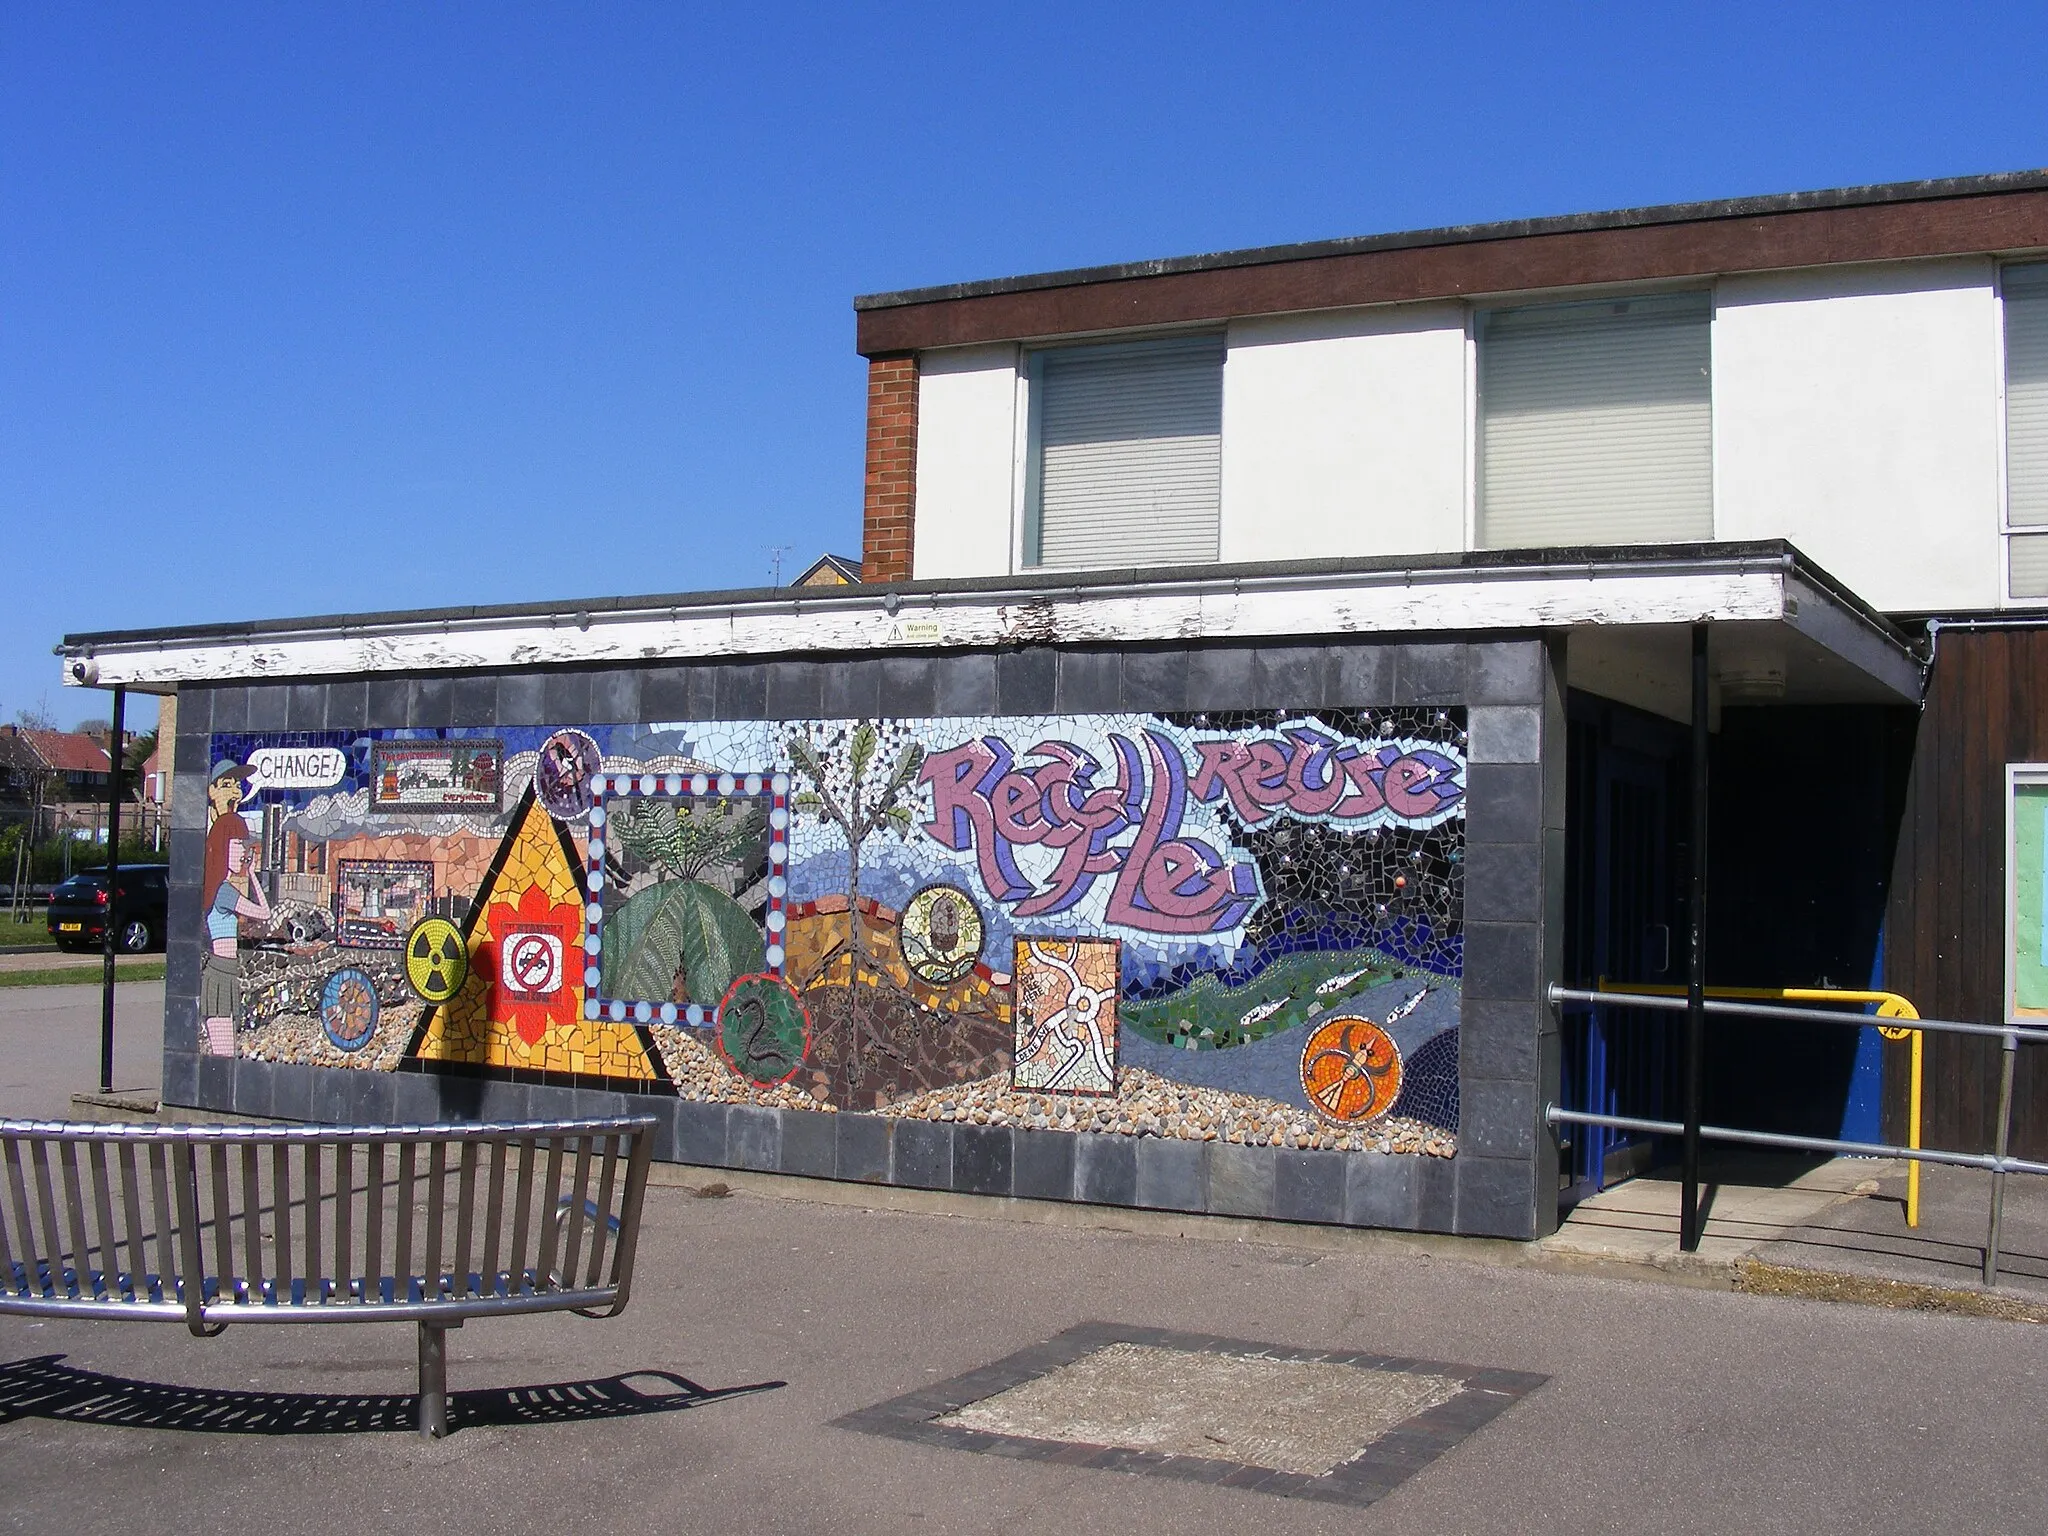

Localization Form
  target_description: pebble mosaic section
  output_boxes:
[877,1066,1456,1156]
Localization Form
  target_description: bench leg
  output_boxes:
[417,1319,461,1438]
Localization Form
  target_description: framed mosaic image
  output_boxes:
[2007,765,2048,1020]
[586,769,791,1027]
[370,738,503,814]
[333,858,435,950]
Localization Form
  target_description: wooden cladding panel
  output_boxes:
[1884,626,2048,1159]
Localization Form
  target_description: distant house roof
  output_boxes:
[12,729,112,776]
[794,553,863,587]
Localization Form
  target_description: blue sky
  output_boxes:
[3,2,2043,731]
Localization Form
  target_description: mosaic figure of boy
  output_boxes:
[200,761,271,1056]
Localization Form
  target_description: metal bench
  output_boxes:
[0,1116,657,1436]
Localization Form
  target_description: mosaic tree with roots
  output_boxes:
[785,723,926,1089]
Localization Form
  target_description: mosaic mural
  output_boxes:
[204,708,1466,1154]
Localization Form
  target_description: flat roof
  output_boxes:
[853,170,2048,354]
[56,540,1922,709]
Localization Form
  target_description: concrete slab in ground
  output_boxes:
[1537,1154,1889,1273]
[1753,1161,2048,1299]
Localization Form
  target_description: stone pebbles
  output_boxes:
[876,1066,1456,1157]
[650,1027,833,1113]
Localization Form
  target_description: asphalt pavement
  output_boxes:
[1,982,2044,1533]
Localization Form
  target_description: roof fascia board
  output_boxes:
[855,182,2048,355]
[61,553,1879,694]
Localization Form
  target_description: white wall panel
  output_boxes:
[1219,305,1468,563]
[1714,260,2002,612]
[913,344,1019,580]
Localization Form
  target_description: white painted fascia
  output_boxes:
[57,552,1910,701]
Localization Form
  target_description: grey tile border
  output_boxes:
[451,675,497,727]
[497,673,547,726]
[1469,642,1547,705]
[675,1101,730,1166]
[1074,1134,1137,1205]
[160,1053,200,1110]
[590,670,642,724]
[1455,1155,1539,1240]
[366,679,409,728]
[1133,1136,1204,1212]
[1463,838,1541,924]
[830,1320,1546,1509]
[1011,1127,1075,1201]
[1458,1078,1538,1159]
[878,656,937,716]
[952,1123,1015,1196]
[1055,650,1123,712]
[894,1119,953,1189]
[1394,644,1467,704]
[246,686,289,730]
[1274,1149,1346,1224]
[640,667,692,720]
[1185,646,1255,711]
[1344,1149,1420,1229]
[326,679,370,730]
[1206,1140,1276,1218]
[996,648,1056,713]
[410,676,453,728]
[1121,648,1188,713]
[835,1112,892,1183]
[287,683,326,730]
[1467,705,1541,764]
[727,1105,781,1171]
[778,1107,838,1178]
[822,657,886,719]
[1325,645,1394,707]
[542,670,592,724]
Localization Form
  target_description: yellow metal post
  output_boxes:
[1595,981,1923,1227]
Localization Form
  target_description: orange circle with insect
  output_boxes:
[1299,1015,1404,1125]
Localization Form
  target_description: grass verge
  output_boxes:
[0,962,166,988]
[0,917,52,948]
[1736,1259,2048,1324]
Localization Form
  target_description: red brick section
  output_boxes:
[863,353,918,583]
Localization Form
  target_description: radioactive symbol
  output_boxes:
[404,916,469,1003]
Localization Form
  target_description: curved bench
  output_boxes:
[0,1116,657,1436]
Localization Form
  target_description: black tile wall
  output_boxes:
[160,632,1558,1242]
[997,648,1056,713]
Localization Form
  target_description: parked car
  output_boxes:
[46,865,170,953]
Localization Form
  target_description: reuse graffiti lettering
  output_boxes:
[920,719,1463,938]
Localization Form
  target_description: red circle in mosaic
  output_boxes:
[1299,1015,1404,1125]
[715,973,812,1088]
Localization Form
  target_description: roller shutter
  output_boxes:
[1479,293,1713,549]
[2007,265,2048,597]
[1028,335,1223,569]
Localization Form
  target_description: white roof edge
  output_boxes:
[52,558,1866,693]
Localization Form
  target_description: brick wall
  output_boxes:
[862,353,918,582]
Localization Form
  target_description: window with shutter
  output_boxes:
[2005,264,2048,598]
[1478,293,1713,549]
[1024,335,1224,570]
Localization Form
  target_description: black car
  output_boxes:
[46,865,170,953]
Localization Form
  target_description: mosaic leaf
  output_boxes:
[605,877,764,1007]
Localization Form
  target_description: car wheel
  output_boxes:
[118,918,154,954]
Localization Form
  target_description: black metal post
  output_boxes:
[99,686,125,1095]
[1680,625,1708,1251]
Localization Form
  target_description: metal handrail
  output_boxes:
[1591,982,1930,1226]
[1551,984,2039,1285]
[1550,986,2048,1046]
[1545,1108,2048,1179]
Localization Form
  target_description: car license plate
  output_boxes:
[58,922,82,932]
